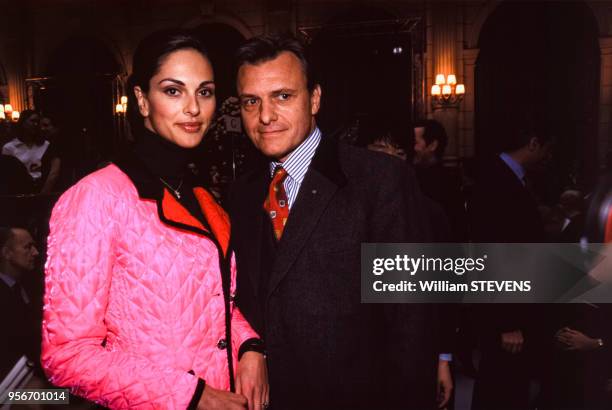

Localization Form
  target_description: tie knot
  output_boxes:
[272,166,288,183]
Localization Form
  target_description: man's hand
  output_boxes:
[437,359,453,409]
[501,330,524,354]
[555,327,600,351]
[197,386,247,410]
[235,351,269,410]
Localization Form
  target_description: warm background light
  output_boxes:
[0,105,4,114]
[4,104,12,114]
[120,95,128,105]
[0,112,5,120]
[12,111,20,121]
[115,103,124,113]
[431,85,441,96]
[455,84,465,95]
[435,74,446,86]
[442,85,452,96]
[446,74,457,85]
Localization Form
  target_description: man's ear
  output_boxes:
[527,136,540,152]
[310,84,322,116]
[1,244,11,262]
[134,86,149,117]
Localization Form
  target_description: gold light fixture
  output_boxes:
[431,74,465,107]
[115,96,128,115]
[0,103,19,122]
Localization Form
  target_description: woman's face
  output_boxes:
[135,48,216,148]
[23,114,40,138]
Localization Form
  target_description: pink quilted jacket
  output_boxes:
[42,164,258,409]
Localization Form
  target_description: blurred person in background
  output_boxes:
[38,116,62,193]
[0,226,41,382]
[1,110,60,194]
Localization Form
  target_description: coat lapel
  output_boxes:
[266,135,347,298]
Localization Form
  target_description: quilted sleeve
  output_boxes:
[229,256,260,361]
[42,180,198,410]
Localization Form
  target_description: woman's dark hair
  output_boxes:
[355,117,411,159]
[16,109,40,142]
[127,29,209,134]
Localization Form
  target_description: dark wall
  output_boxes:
[475,0,600,195]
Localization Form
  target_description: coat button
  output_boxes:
[217,339,228,350]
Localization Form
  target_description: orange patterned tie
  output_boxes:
[263,166,289,240]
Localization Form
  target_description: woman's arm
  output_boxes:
[230,256,268,410]
[42,180,199,409]
[40,157,60,194]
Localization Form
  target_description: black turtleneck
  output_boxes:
[132,127,207,227]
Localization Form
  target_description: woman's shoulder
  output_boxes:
[63,164,137,201]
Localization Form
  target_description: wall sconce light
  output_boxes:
[115,96,128,115]
[431,74,465,107]
[0,104,19,122]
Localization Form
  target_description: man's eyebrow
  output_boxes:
[271,88,297,95]
[157,79,214,87]
[238,93,258,99]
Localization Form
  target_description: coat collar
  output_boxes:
[306,133,348,188]
[113,150,231,257]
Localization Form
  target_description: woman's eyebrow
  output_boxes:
[158,79,215,87]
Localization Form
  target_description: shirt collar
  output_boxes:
[0,272,16,288]
[269,127,322,183]
[499,152,526,184]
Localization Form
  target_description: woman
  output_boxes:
[1,110,60,193]
[42,30,268,410]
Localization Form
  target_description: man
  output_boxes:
[413,119,467,242]
[468,124,552,410]
[0,227,40,381]
[229,34,437,410]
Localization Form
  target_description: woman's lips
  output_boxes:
[177,122,202,133]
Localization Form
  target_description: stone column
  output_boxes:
[4,35,27,112]
[460,48,479,159]
[598,36,612,168]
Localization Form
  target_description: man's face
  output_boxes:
[413,126,437,165]
[526,138,552,168]
[237,51,321,162]
[3,229,39,275]
[40,117,55,138]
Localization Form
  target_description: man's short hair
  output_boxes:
[413,119,448,160]
[235,33,317,92]
[0,227,15,261]
[499,118,552,153]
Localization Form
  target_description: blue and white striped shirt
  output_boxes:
[269,127,321,210]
